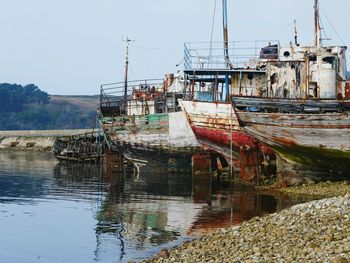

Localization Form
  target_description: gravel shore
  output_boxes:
[146,194,350,263]
[278,181,350,198]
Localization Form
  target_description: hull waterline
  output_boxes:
[179,99,275,181]
[236,110,350,170]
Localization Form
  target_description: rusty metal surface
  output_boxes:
[192,154,212,175]
[239,150,260,182]
[345,83,350,99]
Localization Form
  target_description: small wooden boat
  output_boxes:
[53,132,104,163]
[99,76,202,161]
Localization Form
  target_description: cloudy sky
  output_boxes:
[0,0,349,95]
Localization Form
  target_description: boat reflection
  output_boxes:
[52,153,320,261]
[0,151,322,261]
[67,153,313,261]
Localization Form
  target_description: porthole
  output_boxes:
[283,51,290,57]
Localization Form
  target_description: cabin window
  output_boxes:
[270,73,277,84]
[322,56,335,64]
[283,51,290,57]
[260,44,279,59]
[309,56,317,62]
[322,56,335,69]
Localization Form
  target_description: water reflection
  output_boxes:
[0,152,315,262]
[0,152,57,204]
[94,155,199,262]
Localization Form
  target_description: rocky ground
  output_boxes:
[277,181,350,198]
[146,192,350,263]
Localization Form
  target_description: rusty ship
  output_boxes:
[99,75,202,163]
[178,0,276,181]
[231,0,350,170]
[98,37,202,165]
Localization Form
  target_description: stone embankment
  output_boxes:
[0,129,94,151]
[147,193,350,263]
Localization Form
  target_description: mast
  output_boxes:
[314,0,321,47]
[123,38,131,113]
[222,0,233,99]
[222,0,233,69]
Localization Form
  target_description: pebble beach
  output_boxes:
[146,183,350,263]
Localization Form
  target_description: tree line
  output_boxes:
[0,83,96,130]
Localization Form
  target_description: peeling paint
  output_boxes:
[100,111,202,157]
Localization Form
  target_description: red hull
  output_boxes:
[193,126,273,155]
[193,126,256,150]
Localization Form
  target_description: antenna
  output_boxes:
[294,19,299,46]
[122,37,134,114]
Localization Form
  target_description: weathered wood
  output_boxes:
[99,111,202,157]
[53,132,104,163]
[179,99,275,183]
[233,96,350,113]
[233,97,350,169]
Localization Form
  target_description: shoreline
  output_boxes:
[0,129,95,151]
[144,182,350,263]
[259,181,350,199]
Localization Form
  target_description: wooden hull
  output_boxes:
[178,100,275,181]
[178,100,259,151]
[236,111,350,169]
[100,111,202,159]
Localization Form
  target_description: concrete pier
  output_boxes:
[0,129,95,150]
[0,129,94,137]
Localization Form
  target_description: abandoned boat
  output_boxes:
[99,75,202,161]
[231,0,350,169]
[53,131,104,163]
[179,0,275,182]
[98,37,202,161]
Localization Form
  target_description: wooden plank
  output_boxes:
[232,96,350,113]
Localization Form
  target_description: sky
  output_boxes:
[0,0,349,95]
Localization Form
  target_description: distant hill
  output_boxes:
[0,83,100,130]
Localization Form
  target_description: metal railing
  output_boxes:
[184,40,280,70]
[100,79,164,117]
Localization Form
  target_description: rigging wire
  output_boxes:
[251,22,293,39]
[318,1,349,71]
[129,43,180,51]
[319,2,346,46]
[319,16,329,45]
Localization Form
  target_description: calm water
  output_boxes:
[0,152,309,263]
